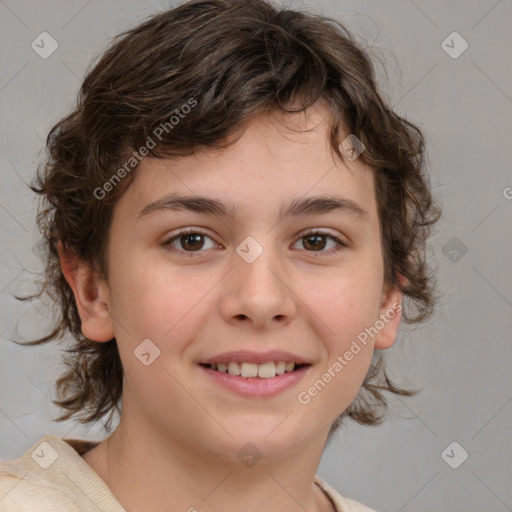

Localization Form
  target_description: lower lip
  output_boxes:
[199,364,311,397]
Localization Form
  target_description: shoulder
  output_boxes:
[0,469,81,512]
[314,475,378,512]
[0,435,123,512]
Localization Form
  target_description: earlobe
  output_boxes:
[57,242,115,342]
[373,272,407,350]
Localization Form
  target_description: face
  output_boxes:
[82,102,402,463]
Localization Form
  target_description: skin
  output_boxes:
[59,101,404,512]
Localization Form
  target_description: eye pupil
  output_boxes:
[304,234,326,251]
[181,233,203,250]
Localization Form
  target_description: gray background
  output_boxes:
[1,1,511,511]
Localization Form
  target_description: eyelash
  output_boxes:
[161,228,347,257]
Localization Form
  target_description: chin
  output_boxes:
[206,415,315,464]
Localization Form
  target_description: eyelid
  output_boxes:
[296,227,347,242]
[292,229,348,254]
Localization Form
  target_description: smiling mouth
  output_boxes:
[199,361,309,379]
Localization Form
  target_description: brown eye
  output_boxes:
[293,231,347,254]
[162,230,216,254]
[302,234,327,251]
[179,233,205,251]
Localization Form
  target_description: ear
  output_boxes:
[57,242,115,342]
[373,272,407,350]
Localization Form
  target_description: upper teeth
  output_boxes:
[209,361,296,378]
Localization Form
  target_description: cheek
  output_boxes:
[106,262,203,414]
[294,261,382,419]
[106,247,197,347]
[307,258,383,345]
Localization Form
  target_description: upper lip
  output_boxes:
[199,350,310,365]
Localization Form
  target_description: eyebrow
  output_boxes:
[137,193,370,223]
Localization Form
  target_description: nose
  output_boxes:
[220,241,297,332]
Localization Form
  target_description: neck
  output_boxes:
[83,407,335,512]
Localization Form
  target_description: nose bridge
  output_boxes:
[224,234,296,326]
[236,235,285,297]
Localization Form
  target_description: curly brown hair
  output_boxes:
[16,0,441,434]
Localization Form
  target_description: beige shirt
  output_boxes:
[0,436,376,512]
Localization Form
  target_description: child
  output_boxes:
[0,0,441,510]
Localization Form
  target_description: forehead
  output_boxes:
[116,103,378,227]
